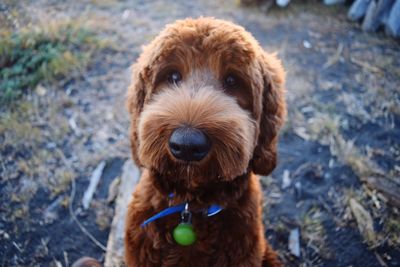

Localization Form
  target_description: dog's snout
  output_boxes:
[169,127,211,162]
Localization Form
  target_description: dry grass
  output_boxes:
[384,215,400,247]
[0,19,107,102]
[0,102,41,146]
[0,99,74,200]
[301,207,333,261]
[282,67,400,247]
[296,111,382,180]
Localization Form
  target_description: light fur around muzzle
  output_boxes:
[138,85,256,184]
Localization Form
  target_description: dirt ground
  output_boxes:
[0,0,399,266]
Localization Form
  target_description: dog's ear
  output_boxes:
[251,51,286,175]
[126,29,172,165]
[126,57,149,166]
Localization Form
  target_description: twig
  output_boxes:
[291,162,313,178]
[12,242,23,253]
[68,116,82,137]
[0,158,6,173]
[63,251,69,267]
[375,251,388,267]
[350,57,382,74]
[69,172,107,251]
[349,198,377,247]
[55,148,107,252]
[323,43,343,69]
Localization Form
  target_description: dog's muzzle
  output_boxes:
[169,126,211,162]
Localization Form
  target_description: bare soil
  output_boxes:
[1,0,399,266]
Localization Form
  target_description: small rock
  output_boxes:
[35,84,47,96]
[46,142,57,150]
[122,10,130,20]
[329,158,335,168]
[282,170,291,189]
[0,230,10,240]
[303,40,312,49]
[276,0,291,7]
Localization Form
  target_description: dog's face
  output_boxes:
[127,18,286,192]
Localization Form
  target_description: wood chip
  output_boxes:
[349,198,376,246]
[293,126,310,140]
[82,161,106,210]
[107,176,121,203]
[68,116,82,137]
[288,228,301,257]
[104,160,140,267]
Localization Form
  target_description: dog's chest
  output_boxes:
[151,210,249,267]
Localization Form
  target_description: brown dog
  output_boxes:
[125,17,286,267]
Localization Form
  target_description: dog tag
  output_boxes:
[173,223,197,246]
[173,203,196,246]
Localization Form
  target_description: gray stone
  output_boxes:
[276,0,291,7]
[324,0,345,5]
[386,0,400,37]
[362,0,395,32]
[348,0,372,21]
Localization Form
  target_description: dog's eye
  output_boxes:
[224,74,237,89]
[167,71,182,84]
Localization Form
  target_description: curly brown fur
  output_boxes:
[125,17,286,267]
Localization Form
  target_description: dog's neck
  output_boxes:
[149,169,251,207]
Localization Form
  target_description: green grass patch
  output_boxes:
[0,21,103,102]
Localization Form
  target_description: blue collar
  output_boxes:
[141,202,223,227]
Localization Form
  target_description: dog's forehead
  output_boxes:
[139,18,264,114]
[157,18,259,66]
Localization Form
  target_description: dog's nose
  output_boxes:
[169,127,211,162]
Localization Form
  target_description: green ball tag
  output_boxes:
[173,223,197,246]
